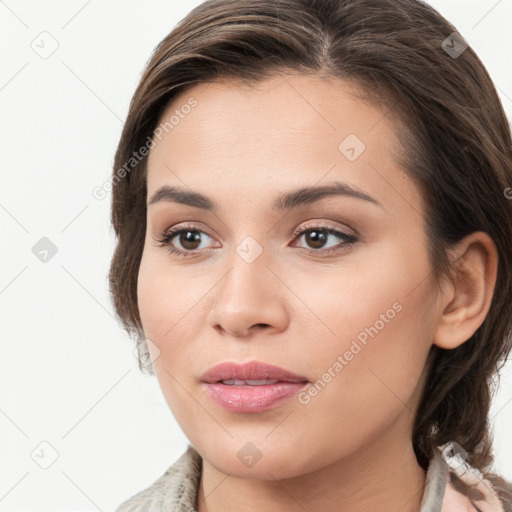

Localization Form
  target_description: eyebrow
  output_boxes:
[147,181,383,211]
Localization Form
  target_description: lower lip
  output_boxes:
[203,382,308,412]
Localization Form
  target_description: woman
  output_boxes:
[109,0,512,510]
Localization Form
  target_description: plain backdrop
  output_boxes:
[1,1,511,511]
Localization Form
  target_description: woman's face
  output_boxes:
[138,73,443,478]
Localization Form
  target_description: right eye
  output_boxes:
[153,224,219,257]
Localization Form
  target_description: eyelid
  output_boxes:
[291,220,357,239]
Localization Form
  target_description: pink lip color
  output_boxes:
[201,360,309,413]
[203,381,308,412]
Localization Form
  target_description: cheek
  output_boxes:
[137,250,202,346]
[294,241,435,431]
[136,252,204,421]
[136,247,218,426]
[137,257,168,340]
[301,236,433,357]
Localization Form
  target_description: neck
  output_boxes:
[195,416,427,512]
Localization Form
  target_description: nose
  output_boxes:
[206,246,289,338]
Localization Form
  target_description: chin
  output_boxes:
[196,437,310,480]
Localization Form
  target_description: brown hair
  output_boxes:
[108,0,512,498]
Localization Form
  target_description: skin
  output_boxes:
[137,73,498,512]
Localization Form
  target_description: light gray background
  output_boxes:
[1,1,511,511]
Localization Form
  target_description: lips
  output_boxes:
[201,360,309,413]
[201,360,309,384]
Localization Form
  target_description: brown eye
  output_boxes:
[176,230,203,251]
[303,229,329,249]
[293,225,358,254]
[153,224,218,257]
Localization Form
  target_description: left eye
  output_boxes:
[154,224,358,257]
[292,226,358,252]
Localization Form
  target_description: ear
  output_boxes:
[433,231,498,350]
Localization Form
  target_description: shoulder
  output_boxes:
[115,444,202,512]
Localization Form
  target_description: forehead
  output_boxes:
[149,74,391,150]
[145,73,415,215]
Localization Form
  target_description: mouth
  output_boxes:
[200,360,309,413]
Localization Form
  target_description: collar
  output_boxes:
[421,444,505,512]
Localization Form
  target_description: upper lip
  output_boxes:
[201,360,309,383]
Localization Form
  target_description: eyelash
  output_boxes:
[153,222,358,258]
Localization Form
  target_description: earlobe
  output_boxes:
[432,232,498,350]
